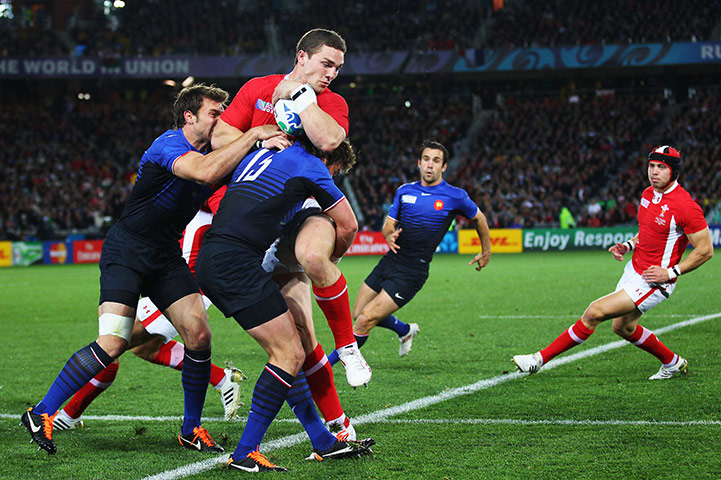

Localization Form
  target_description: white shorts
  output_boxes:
[136,295,212,343]
[181,209,213,270]
[615,261,676,314]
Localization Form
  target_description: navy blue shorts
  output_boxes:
[196,240,288,330]
[99,224,200,312]
[364,253,429,308]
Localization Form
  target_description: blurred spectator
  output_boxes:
[487,0,721,48]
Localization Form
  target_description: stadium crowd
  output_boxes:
[486,0,721,48]
[3,0,720,58]
[2,84,720,241]
[0,89,170,240]
[2,0,720,240]
[449,91,666,229]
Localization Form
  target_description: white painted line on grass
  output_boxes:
[3,313,718,478]
[476,314,692,319]
[140,311,721,480]
[383,418,721,426]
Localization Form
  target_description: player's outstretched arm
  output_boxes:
[469,209,491,271]
[211,118,243,151]
[382,216,401,253]
[609,234,638,261]
[325,197,358,261]
[174,125,282,185]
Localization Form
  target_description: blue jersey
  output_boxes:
[118,129,212,245]
[205,143,344,253]
[388,179,478,263]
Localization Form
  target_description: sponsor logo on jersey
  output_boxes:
[402,194,417,204]
[255,99,274,113]
[434,200,444,211]
[641,198,650,208]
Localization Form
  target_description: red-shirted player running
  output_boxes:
[513,146,714,380]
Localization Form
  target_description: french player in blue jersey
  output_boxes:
[195,137,370,472]
[329,140,491,364]
[21,84,283,455]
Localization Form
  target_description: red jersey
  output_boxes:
[221,74,349,135]
[633,181,707,277]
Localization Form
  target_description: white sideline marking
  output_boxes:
[383,418,721,426]
[476,314,691,319]
[140,312,720,480]
[2,313,717,478]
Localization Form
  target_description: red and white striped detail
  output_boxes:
[303,355,329,376]
[659,215,681,269]
[265,365,292,387]
[630,326,653,346]
[166,341,185,368]
[567,324,588,344]
[313,285,348,302]
[180,209,213,274]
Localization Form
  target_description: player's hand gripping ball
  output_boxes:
[274,99,303,136]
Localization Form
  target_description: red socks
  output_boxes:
[151,340,226,387]
[540,319,594,363]
[303,343,344,423]
[312,274,355,349]
[63,361,119,418]
[626,324,675,365]
[151,340,185,369]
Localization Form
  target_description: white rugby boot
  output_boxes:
[398,323,420,356]
[648,356,688,380]
[328,419,357,442]
[52,408,84,430]
[337,344,372,387]
[219,365,247,420]
[512,352,544,374]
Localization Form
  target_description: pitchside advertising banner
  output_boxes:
[459,229,523,254]
[1,226,719,266]
[523,227,636,251]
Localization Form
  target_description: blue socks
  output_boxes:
[378,315,410,337]
[234,364,294,460]
[286,372,336,451]
[181,348,211,435]
[35,341,113,415]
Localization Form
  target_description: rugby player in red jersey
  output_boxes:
[513,146,713,379]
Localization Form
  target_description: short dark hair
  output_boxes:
[173,83,229,129]
[299,136,356,175]
[418,140,449,166]
[295,28,347,64]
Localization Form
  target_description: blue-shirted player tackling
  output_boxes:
[196,138,370,472]
[21,84,282,455]
[330,140,491,364]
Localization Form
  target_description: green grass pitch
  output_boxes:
[1,250,719,479]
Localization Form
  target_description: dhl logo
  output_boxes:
[458,229,523,254]
[465,236,520,247]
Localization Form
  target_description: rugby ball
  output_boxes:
[274,99,303,136]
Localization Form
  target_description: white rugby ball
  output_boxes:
[274,99,303,136]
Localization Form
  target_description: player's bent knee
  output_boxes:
[582,303,608,325]
[611,323,635,338]
[98,313,134,342]
[130,337,165,361]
